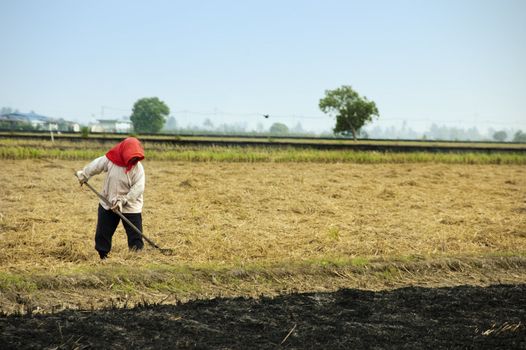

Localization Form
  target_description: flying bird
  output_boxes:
[263,114,269,119]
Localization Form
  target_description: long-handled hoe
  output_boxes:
[78,177,173,256]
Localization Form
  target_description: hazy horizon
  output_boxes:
[1,1,525,134]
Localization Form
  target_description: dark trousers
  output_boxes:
[95,204,144,257]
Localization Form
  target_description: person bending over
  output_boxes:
[76,137,145,259]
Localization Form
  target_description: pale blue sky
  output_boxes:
[1,0,525,132]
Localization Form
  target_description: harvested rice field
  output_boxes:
[1,156,525,348]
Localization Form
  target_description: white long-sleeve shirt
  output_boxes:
[80,156,145,213]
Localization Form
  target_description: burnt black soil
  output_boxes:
[1,284,525,349]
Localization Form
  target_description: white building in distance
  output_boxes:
[91,118,133,133]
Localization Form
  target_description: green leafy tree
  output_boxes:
[130,97,170,133]
[164,116,177,130]
[269,122,289,134]
[513,130,526,143]
[492,130,507,142]
[1,107,14,115]
[319,85,379,140]
[81,126,90,138]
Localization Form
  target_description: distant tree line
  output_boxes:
[513,131,526,143]
[3,89,526,142]
[161,119,316,137]
[365,123,526,142]
[162,120,526,142]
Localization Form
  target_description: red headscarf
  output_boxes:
[105,137,145,173]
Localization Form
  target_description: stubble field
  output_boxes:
[1,158,525,304]
[1,150,525,348]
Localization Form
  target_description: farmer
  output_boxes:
[76,137,145,259]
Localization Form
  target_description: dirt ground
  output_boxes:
[1,284,525,349]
